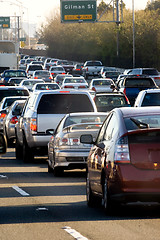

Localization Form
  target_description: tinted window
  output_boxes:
[124,115,160,130]
[142,69,159,75]
[95,95,129,112]
[28,65,43,71]
[4,71,26,77]
[64,115,106,127]
[125,78,155,87]
[142,93,160,106]
[37,94,94,114]
[86,61,102,66]
[0,90,29,102]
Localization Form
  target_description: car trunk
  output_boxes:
[128,129,160,170]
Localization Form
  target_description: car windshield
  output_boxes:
[125,115,160,130]
[64,115,106,127]
[95,95,129,112]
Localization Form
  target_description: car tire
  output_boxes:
[102,178,112,215]
[53,167,63,177]
[15,136,23,160]
[48,161,54,173]
[23,134,34,162]
[86,172,97,207]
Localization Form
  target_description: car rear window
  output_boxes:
[4,71,26,77]
[28,65,43,71]
[125,78,155,87]
[86,61,102,66]
[142,69,159,75]
[124,115,160,130]
[0,89,29,102]
[142,93,160,106]
[37,94,94,114]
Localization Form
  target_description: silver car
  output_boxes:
[3,99,27,146]
[89,78,115,93]
[48,112,107,176]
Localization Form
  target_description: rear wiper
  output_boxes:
[130,117,149,129]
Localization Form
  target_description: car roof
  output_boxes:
[139,89,160,94]
[0,86,28,90]
[117,106,160,118]
[65,112,108,117]
[96,92,125,96]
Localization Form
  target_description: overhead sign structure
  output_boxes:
[0,17,10,28]
[60,0,97,23]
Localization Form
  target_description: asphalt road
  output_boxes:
[0,148,160,240]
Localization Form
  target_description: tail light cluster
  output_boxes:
[114,136,130,163]
[64,85,74,88]
[92,87,96,91]
[0,112,7,119]
[59,138,80,146]
[30,118,37,132]
[10,116,18,124]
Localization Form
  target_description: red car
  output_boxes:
[80,107,160,213]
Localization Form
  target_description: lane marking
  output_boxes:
[63,226,88,240]
[0,174,8,178]
[12,186,30,196]
[36,207,48,211]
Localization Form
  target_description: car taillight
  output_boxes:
[0,113,6,119]
[49,77,53,79]
[78,86,87,89]
[10,116,18,124]
[34,77,38,79]
[60,138,69,146]
[64,85,74,88]
[51,73,55,75]
[154,77,160,80]
[124,94,130,104]
[71,138,80,145]
[92,87,96,91]
[114,136,130,163]
[86,67,88,71]
[30,118,37,132]
[123,88,126,95]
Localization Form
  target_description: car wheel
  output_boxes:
[102,178,112,214]
[53,167,63,177]
[86,172,97,207]
[48,161,54,173]
[23,135,34,162]
[15,136,23,160]
[4,128,13,147]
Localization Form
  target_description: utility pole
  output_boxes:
[132,0,135,68]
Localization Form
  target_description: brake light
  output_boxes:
[49,77,53,79]
[59,91,70,93]
[0,113,6,119]
[10,116,18,124]
[154,77,160,80]
[64,85,74,88]
[86,67,88,71]
[61,73,65,75]
[78,86,87,88]
[76,69,81,71]
[60,138,69,146]
[92,87,96,91]
[34,77,38,79]
[30,118,37,132]
[51,73,55,75]
[114,136,130,163]
[59,138,80,146]
[123,88,126,95]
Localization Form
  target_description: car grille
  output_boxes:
[66,157,87,162]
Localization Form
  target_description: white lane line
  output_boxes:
[12,186,30,196]
[0,174,8,178]
[63,226,88,240]
[36,207,48,211]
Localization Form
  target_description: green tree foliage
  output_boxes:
[39,7,160,69]
[146,0,160,13]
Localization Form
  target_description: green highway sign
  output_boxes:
[60,0,97,23]
[0,17,10,28]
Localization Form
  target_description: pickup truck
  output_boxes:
[15,89,97,162]
[82,60,103,79]
[117,75,158,106]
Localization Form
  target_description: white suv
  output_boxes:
[15,90,97,162]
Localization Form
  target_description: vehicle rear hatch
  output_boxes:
[128,128,160,170]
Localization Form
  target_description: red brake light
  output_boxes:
[92,87,96,91]
[30,118,37,132]
[49,77,53,79]
[78,86,87,89]
[0,113,6,118]
[154,77,160,80]
[10,116,18,124]
[34,77,38,79]
[59,91,70,93]
[64,85,74,88]
[51,73,55,75]
[123,88,126,95]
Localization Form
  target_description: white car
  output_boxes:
[61,76,88,89]
[134,89,160,107]
[26,64,43,77]
[19,79,45,92]
[49,65,65,78]
[89,78,115,93]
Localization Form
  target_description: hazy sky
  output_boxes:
[0,0,150,24]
